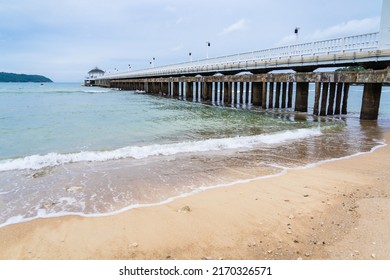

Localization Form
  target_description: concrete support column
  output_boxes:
[193,82,198,101]
[313,82,321,116]
[320,83,329,116]
[275,82,281,108]
[287,82,293,108]
[268,82,274,109]
[235,82,241,105]
[281,82,287,108]
[162,82,169,95]
[223,82,230,105]
[360,83,382,120]
[232,82,237,105]
[197,82,202,102]
[342,83,350,115]
[215,82,220,104]
[186,82,193,101]
[334,83,343,115]
[202,82,212,101]
[173,82,179,98]
[149,82,154,93]
[327,83,336,115]
[242,82,249,105]
[262,82,267,109]
[295,82,309,112]
[252,82,262,106]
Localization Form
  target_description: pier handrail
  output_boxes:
[99,32,380,80]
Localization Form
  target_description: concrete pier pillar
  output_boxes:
[327,83,336,115]
[243,82,249,105]
[360,83,382,120]
[342,83,350,115]
[149,82,155,93]
[313,82,321,116]
[232,82,237,105]
[194,82,198,101]
[295,82,309,112]
[262,82,268,109]
[287,82,293,108]
[268,82,274,109]
[320,83,329,116]
[334,83,343,115]
[202,82,212,101]
[224,82,231,105]
[252,82,262,106]
[237,82,241,105]
[162,82,169,95]
[173,82,179,98]
[186,82,193,101]
[215,82,221,104]
[281,82,287,108]
[275,82,281,108]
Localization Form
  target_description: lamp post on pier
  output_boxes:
[206,41,210,59]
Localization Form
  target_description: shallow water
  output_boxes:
[0,83,389,227]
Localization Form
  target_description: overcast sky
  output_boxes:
[0,0,384,82]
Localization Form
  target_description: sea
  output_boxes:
[0,82,389,228]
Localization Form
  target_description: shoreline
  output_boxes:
[0,133,390,260]
[0,136,384,230]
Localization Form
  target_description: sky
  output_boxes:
[0,0,384,82]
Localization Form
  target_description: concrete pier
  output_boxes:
[94,69,389,120]
[360,83,382,120]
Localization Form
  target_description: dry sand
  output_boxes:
[0,133,389,260]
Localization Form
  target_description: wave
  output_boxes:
[82,89,112,93]
[0,128,322,171]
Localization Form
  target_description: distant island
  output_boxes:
[0,72,53,83]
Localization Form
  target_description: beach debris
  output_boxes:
[286,230,293,234]
[178,205,191,213]
[202,256,213,260]
[65,185,83,193]
[371,253,376,259]
[166,255,172,259]
[288,214,295,220]
[303,194,309,197]
[267,250,273,254]
[41,201,58,209]
[32,168,51,178]
[129,242,139,248]
[248,242,257,247]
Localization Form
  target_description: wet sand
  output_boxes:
[0,133,389,260]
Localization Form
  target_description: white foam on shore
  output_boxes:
[0,138,386,230]
[0,128,322,172]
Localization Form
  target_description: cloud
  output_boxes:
[310,16,380,40]
[171,45,183,52]
[220,18,248,35]
[277,16,380,46]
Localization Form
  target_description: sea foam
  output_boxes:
[0,128,322,171]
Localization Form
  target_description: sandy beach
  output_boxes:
[0,132,389,260]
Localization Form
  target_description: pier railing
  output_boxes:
[101,32,380,79]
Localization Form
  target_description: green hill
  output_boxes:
[0,72,53,83]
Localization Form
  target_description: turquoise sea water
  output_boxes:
[0,82,389,227]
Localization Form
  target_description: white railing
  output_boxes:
[99,32,379,80]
